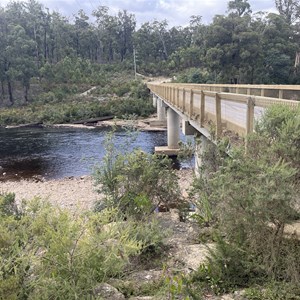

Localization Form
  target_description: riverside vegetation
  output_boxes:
[1,0,300,123]
[1,105,299,299]
[0,67,154,125]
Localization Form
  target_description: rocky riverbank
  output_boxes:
[4,116,167,132]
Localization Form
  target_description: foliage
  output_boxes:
[0,193,167,299]
[174,68,213,84]
[245,281,300,300]
[0,77,153,125]
[189,105,300,295]
[94,130,180,219]
[1,0,300,106]
[255,104,300,178]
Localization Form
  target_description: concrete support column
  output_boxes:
[195,134,211,176]
[167,107,180,149]
[152,94,157,107]
[157,98,166,121]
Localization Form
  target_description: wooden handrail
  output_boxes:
[147,82,299,139]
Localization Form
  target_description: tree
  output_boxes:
[228,0,252,16]
[5,24,37,102]
[93,6,119,62]
[275,0,300,24]
[117,10,136,61]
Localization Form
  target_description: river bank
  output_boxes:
[3,116,167,132]
[0,169,193,212]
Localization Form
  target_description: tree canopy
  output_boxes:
[1,0,300,106]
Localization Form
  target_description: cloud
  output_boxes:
[1,0,276,26]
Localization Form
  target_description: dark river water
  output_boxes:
[0,127,192,181]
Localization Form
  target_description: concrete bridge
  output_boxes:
[147,82,300,166]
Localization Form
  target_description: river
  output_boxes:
[0,127,192,181]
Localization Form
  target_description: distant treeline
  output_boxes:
[1,0,300,104]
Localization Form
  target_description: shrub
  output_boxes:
[94,130,181,219]
[0,194,148,299]
[245,282,300,300]
[189,105,300,294]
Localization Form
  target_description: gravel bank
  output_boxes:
[0,176,100,212]
[0,169,194,212]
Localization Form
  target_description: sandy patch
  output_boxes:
[0,176,101,212]
[0,169,194,213]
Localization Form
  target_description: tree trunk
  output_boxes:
[7,79,13,105]
[1,81,5,102]
[24,85,29,103]
[44,27,47,62]
[34,25,40,69]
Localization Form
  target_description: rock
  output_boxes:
[128,269,163,284]
[126,270,163,290]
[92,283,125,300]
[174,243,215,272]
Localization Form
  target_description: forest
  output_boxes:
[1,0,300,107]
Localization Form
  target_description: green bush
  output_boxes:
[94,130,180,219]
[175,68,214,84]
[245,282,300,300]
[0,193,166,299]
[189,105,300,295]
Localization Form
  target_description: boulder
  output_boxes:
[92,283,125,300]
[174,243,216,272]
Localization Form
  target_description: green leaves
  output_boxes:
[191,105,300,292]
[94,132,180,219]
[0,195,145,299]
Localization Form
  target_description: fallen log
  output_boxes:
[72,116,114,124]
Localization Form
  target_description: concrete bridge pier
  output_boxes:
[195,134,213,176]
[157,98,167,122]
[150,96,167,127]
[167,107,180,149]
[155,106,180,156]
[152,94,157,107]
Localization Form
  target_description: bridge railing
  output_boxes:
[147,82,299,138]
[167,83,300,100]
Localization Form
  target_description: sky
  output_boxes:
[1,0,277,26]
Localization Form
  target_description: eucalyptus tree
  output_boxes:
[117,10,136,61]
[73,9,100,61]
[261,13,297,83]
[0,7,7,103]
[23,0,50,67]
[275,0,300,24]
[227,0,252,16]
[5,24,37,102]
[93,6,119,62]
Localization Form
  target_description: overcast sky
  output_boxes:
[1,0,277,26]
